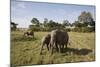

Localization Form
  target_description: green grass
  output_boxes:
[11,31,95,66]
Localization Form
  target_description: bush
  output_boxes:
[64,28,71,32]
[29,24,95,33]
[72,27,95,32]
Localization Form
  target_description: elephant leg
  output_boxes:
[65,44,67,49]
[61,44,64,52]
[65,41,68,49]
[40,43,44,55]
[57,44,61,53]
[46,44,49,51]
[51,42,55,55]
[55,43,59,52]
[49,42,52,50]
[51,45,54,55]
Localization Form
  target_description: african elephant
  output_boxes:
[50,29,69,54]
[24,30,34,38]
[40,33,51,54]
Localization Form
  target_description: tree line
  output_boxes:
[29,11,95,32]
[11,11,95,32]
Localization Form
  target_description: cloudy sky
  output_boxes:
[11,0,95,28]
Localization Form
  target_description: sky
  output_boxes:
[11,0,95,28]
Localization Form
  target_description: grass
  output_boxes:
[11,31,95,66]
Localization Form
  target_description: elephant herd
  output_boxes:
[40,29,69,55]
[23,29,69,55]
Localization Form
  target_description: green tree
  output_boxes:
[46,20,63,29]
[78,11,94,26]
[62,20,70,27]
[43,18,48,27]
[11,22,18,31]
[88,19,95,27]
[73,21,82,27]
[47,20,56,27]
[31,18,40,26]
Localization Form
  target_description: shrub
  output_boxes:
[64,28,71,32]
[72,27,95,32]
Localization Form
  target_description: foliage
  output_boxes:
[29,25,42,31]
[78,11,95,27]
[29,11,95,32]
[78,11,93,23]
[29,19,64,32]
[72,27,95,32]
[11,22,18,31]
[62,20,71,27]
[63,28,71,32]
[31,18,40,26]
[71,11,95,32]
[43,18,48,27]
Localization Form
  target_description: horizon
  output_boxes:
[11,1,95,28]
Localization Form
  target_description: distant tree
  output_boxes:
[72,11,95,32]
[78,11,95,26]
[73,21,81,27]
[31,18,40,26]
[78,11,91,22]
[47,20,56,27]
[46,20,63,29]
[62,20,71,27]
[43,18,48,27]
[11,22,18,31]
[89,20,95,27]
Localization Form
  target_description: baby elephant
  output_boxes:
[24,30,34,38]
[40,33,51,55]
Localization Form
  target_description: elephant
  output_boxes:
[24,30,34,38]
[40,33,51,54]
[50,29,69,54]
